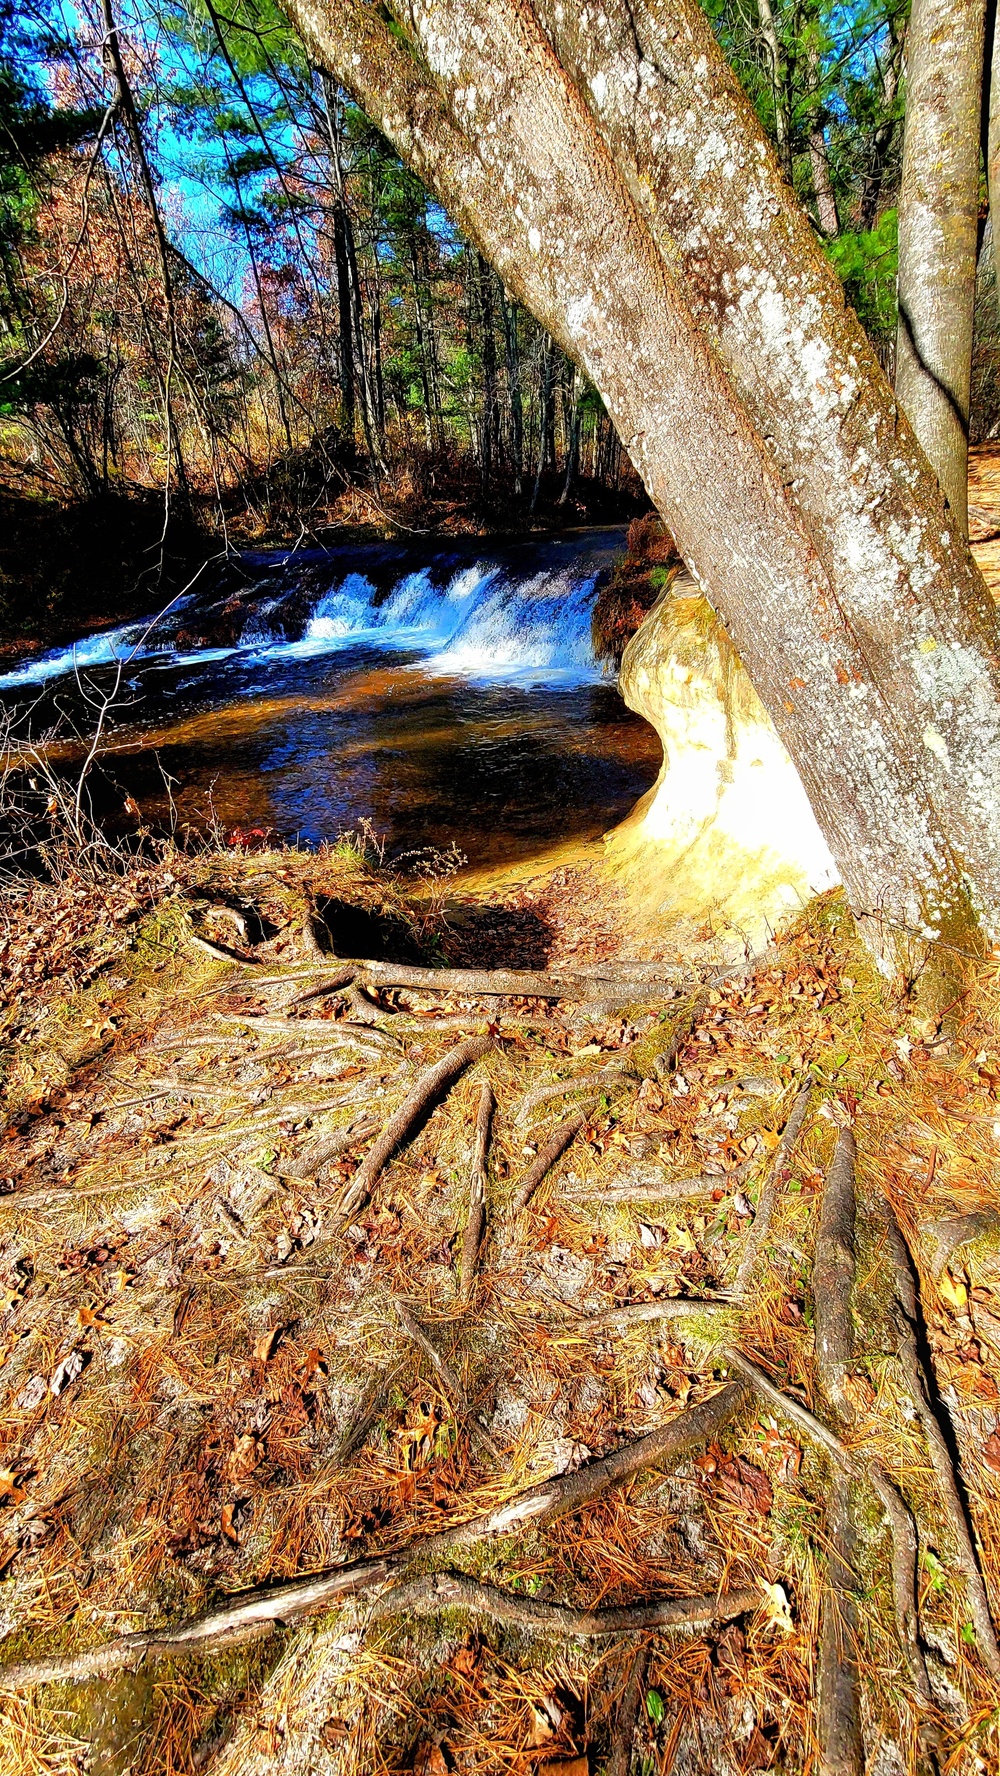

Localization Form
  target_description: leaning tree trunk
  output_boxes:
[284,0,1000,976]
[989,5,1000,298]
[895,0,986,536]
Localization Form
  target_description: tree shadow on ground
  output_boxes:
[439,902,555,970]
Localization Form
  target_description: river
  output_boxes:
[0,528,661,869]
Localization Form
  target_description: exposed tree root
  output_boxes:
[291,958,664,1005]
[726,1347,937,1717]
[578,1298,739,1331]
[877,1193,1000,1679]
[370,1571,762,1637]
[393,1299,500,1461]
[568,1174,726,1204]
[183,916,257,967]
[608,1643,651,1776]
[813,1128,863,1776]
[513,1107,590,1212]
[295,894,327,963]
[817,1471,864,1776]
[866,1462,935,1713]
[212,1013,397,1056]
[512,1063,628,1126]
[280,1113,380,1181]
[813,1128,858,1417]
[732,1081,814,1293]
[342,1033,495,1216]
[722,1348,848,1464]
[460,1080,493,1302]
[0,1384,748,1690]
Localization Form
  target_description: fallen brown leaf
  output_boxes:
[254,1326,282,1364]
[448,1638,480,1680]
[412,1745,449,1775]
[695,1442,773,1516]
[226,1433,260,1481]
[0,1467,27,1505]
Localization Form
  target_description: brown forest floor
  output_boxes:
[0,845,999,1774]
[3,453,1000,1772]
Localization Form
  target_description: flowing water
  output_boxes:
[0,529,661,868]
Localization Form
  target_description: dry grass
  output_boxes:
[0,852,998,1772]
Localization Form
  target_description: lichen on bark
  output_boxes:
[285,0,1000,977]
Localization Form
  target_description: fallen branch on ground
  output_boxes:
[513,1108,590,1212]
[342,1034,495,1216]
[0,1382,748,1688]
[460,1081,492,1303]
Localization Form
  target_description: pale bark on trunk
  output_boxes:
[895,0,986,536]
[809,129,840,236]
[284,0,1000,969]
[989,4,1000,298]
[757,0,792,181]
[807,45,840,237]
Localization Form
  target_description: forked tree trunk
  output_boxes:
[284,0,1000,973]
[895,0,986,536]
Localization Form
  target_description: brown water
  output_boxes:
[0,530,661,868]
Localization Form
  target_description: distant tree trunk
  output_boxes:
[320,75,357,457]
[409,239,435,453]
[530,334,554,514]
[346,214,383,471]
[287,0,1000,973]
[807,45,839,236]
[895,0,986,536]
[371,274,386,439]
[477,254,499,484]
[558,366,583,505]
[501,292,524,494]
[100,0,191,503]
[757,0,792,181]
[857,19,904,230]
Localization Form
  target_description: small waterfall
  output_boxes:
[238,560,602,684]
[0,540,614,692]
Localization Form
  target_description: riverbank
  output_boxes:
[0,840,999,1772]
[0,458,650,660]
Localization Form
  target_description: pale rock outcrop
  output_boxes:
[607,574,839,952]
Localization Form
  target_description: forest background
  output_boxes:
[0,0,982,648]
